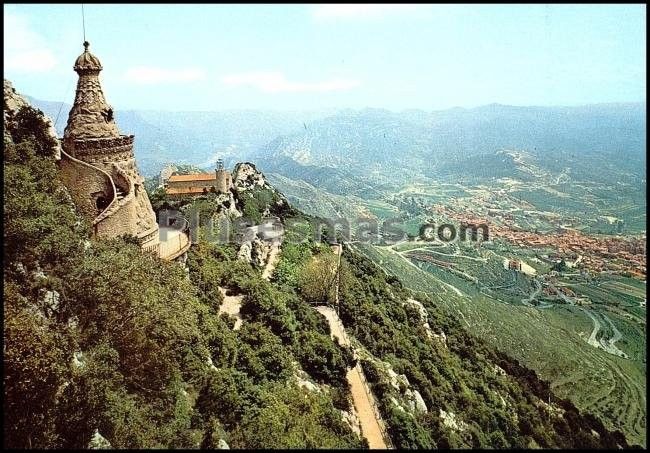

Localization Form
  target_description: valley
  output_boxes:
[25,93,647,446]
[248,108,646,445]
[5,3,645,450]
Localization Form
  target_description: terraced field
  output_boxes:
[353,242,647,447]
[268,145,647,447]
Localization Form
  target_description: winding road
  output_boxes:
[521,279,542,306]
[554,286,627,358]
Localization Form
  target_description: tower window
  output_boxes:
[102,107,114,122]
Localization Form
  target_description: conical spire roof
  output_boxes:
[74,41,103,72]
[63,41,120,141]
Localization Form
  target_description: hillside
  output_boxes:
[3,81,639,449]
[254,104,646,177]
[259,105,646,445]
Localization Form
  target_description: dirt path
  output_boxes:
[262,240,281,280]
[218,287,243,330]
[316,306,389,449]
[598,313,627,358]
[521,279,542,306]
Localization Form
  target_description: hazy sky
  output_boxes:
[4,3,646,111]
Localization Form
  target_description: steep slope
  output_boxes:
[4,82,363,450]
[5,81,638,449]
[271,231,635,448]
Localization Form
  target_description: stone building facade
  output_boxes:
[57,42,160,254]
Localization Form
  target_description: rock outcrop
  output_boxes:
[439,409,468,432]
[4,79,62,159]
[236,236,276,268]
[233,162,270,191]
[88,429,112,449]
[3,80,29,138]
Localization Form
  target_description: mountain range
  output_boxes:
[30,96,645,183]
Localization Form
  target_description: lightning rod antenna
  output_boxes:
[82,4,86,42]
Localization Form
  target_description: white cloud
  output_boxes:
[311,4,423,20]
[124,66,207,84]
[221,71,360,93]
[4,12,57,72]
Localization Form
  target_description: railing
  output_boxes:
[159,228,191,261]
[315,304,394,449]
[354,361,395,449]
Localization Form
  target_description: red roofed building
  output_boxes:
[164,160,233,198]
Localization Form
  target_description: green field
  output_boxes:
[353,242,647,447]
[276,151,647,446]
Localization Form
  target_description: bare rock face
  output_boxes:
[88,429,111,449]
[232,162,291,216]
[250,237,270,267]
[4,79,29,120]
[233,162,270,191]
[214,191,241,218]
[364,356,428,416]
[404,388,428,413]
[237,241,252,263]
[293,366,321,393]
[439,409,468,432]
[237,237,272,268]
[3,79,62,159]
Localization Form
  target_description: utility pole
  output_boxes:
[335,243,342,317]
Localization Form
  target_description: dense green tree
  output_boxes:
[292,330,351,387]
[3,98,633,450]
[4,282,73,448]
[228,382,363,449]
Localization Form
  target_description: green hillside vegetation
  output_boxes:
[335,248,631,448]
[355,242,646,446]
[3,104,639,449]
[3,106,362,449]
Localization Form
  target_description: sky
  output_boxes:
[3,3,647,111]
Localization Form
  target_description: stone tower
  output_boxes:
[214,158,233,193]
[58,41,160,254]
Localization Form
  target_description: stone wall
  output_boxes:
[58,150,115,222]
[61,132,159,249]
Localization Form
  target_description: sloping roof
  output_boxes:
[168,173,216,182]
[165,186,213,195]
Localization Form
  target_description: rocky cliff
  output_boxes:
[4,79,61,159]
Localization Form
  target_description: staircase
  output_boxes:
[115,187,126,201]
